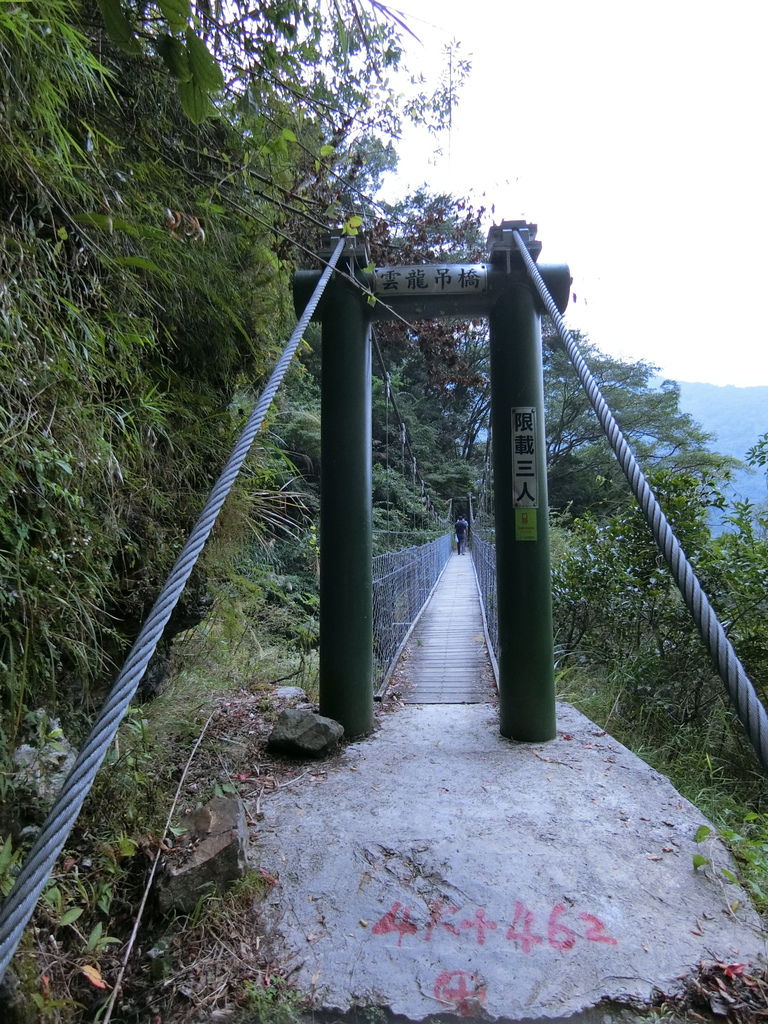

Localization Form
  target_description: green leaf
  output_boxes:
[114,256,162,272]
[319,144,335,158]
[281,128,297,143]
[87,921,103,951]
[43,885,61,910]
[694,825,712,843]
[178,79,212,123]
[185,30,224,91]
[0,837,16,876]
[73,212,112,232]
[157,0,190,33]
[692,853,710,871]
[96,0,141,55]
[117,836,138,857]
[342,214,363,236]
[721,868,739,884]
[59,906,84,926]
[157,33,192,82]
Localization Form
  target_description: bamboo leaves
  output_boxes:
[95,2,223,123]
[163,29,224,122]
[96,0,141,55]
[157,34,192,83]
[157,0,191,33]
[184,29,224,92]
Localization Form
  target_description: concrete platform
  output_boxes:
[253,703,766,1022]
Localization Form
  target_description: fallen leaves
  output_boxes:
[81,963,108,989]
[658,960,768,1023]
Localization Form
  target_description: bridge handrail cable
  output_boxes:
[512,229,768,772]
[0,237,348,981]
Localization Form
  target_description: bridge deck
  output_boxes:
[397,552,496,704]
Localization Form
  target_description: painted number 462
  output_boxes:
[507,902,617,954]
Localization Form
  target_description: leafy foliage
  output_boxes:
[543,329,733,514]
[553,470,722,722]
[553,467,768,790]
[0,0,436,753]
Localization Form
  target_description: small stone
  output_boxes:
[155,796,248,914]
[267,709,344,759]
[273,686,307,701]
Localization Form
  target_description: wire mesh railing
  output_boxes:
[470,528,498,669]
[372,533,451,691]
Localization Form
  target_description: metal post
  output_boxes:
[488,276,556,742]
[319,256,374,737]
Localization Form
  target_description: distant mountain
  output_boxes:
[672,380,768,514]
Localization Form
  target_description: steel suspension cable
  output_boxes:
[512,230,768,772]
[0,236,347,981]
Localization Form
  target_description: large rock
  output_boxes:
[0,968,36,1024]
[10,711,76,827]
[267,709,343,759]
[156,796,248,914]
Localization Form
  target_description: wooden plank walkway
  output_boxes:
[396,552,497,704]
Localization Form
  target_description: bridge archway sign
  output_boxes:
[293,221,571,742]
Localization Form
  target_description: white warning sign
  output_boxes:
[512,407,538,508]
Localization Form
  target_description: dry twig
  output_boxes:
[101,708,218,1024]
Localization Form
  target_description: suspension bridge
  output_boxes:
[1,221,767,1019]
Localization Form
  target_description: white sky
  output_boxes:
[378,0,768,387]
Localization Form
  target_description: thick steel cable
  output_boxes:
[0,236,347,981]
[512,230,768,772]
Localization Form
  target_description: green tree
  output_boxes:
[0,0,435,741]
[543,328,733,514]
[553,468,768,774]
[553,471,726,728]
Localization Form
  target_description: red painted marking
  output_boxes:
[506,901,543,954]
[547,903,577,951]
[371,902,417,946]
[460,909,498,945]
[434,970,487,1017]
[579,912,618,945]
[424,900,460,940]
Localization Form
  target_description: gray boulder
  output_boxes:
[12,711,76,816]
[267,708,343,758]
[273,685,308,701]
[0,968,36,1024]
[156,796,248,914]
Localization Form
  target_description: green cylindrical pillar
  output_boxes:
[489,276,556,741]
[319,274,374,736]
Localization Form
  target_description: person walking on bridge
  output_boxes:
[455,515,469,555]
